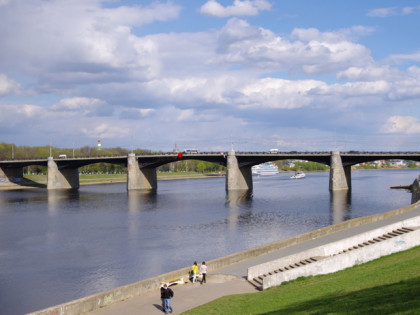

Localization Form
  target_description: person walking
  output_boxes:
[160,285,165,310]
[161,284,174,314]
[199,261,207,284]
[191,261,199,283]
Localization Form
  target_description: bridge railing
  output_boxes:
[1,151,420,162]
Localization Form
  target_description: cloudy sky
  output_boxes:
[1,0,420,152]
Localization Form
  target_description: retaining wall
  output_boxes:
[28,202,420,315]
[262,228,420,290]
[248,214,420,280]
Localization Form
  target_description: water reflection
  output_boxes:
[225,190,253,230]
[0,189,48,204]
[127,190,157,212]
[329,190,351,225]
[47,189,80,213]
[225,190,253,210]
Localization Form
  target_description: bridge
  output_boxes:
[0,151,419,191]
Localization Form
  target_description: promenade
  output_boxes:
[85,204,420,315]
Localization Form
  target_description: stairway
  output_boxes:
[248,227,416,290]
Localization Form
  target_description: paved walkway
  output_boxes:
[87,207,420,315]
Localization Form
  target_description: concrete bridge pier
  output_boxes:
[226,150,253,191]
[329,151,350,191]
[47,157,80,190]
[127,153,157,191]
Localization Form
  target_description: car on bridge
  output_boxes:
[184,149,200,154]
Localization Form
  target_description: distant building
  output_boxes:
[390,160,407,167]
[97,139,102,150]
[173,144,179,153]
[287,162,295,168]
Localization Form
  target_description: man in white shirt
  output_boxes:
[199,261,208,284]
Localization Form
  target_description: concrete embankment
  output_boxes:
[28,201,420,315]
[248,214,420,290]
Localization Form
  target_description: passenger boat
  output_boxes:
[290,172,306,179]
[251,162,279,176]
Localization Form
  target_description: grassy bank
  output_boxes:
[183,245,420,314]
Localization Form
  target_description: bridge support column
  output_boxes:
[329,151,350,191]
[226,150,253,191]
[127,153,157,190]
[47,157,79,190]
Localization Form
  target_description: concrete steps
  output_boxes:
[248,257,322,290]
[248,226,416,290]
[335,227,414,255]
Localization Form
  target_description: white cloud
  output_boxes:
[100,2,181,27]
[272,137,304,149]
[0,102,46,129]
[16,104,44,118]
[212,20,373,74]
[51,97,103,111]
[293,25,375,42]
[367,6,420,17]
[367,7,398,17]
[337,66,396,81]
[0,74,21,96]
[119,108,155,119]
[81,123,130,139]
[50,97,113,117]
[388,51,420,64]
[143,73,248,105]
[0,100,137,145]
[159,107,220,123]
[388,81,420,101]
[383,116,420,134]
[201,0,271,17]
[238,78,327,109]
[0,0,179,85]
[315,81,390,97]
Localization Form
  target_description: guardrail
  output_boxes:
[1,151,420,162]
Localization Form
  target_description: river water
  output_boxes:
[0,169,417,314]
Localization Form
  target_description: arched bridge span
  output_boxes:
[1,151,419,191]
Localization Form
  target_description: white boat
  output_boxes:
[290,172,306,179]
[252,162,279,176]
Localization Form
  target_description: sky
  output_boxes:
[1,0,420,153]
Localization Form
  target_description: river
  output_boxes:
[0,169,417,314]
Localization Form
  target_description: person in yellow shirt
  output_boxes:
[191,261,199,283]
